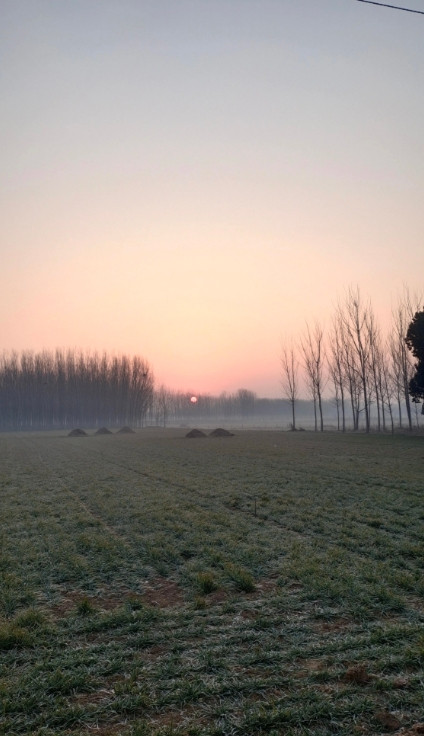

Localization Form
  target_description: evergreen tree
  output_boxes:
[405,310,424,408]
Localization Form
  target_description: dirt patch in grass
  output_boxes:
[296,658,327,674]
[207,588,229,605]
[51,594,85,618]
[51,590,153,618]
[139,643,167,661]
[316,682,343,695]
[313,617,352,633]
[78,722,130,735]
[342,664,373,685]
[72,688,115,707]
[405,596,424,614]
[142,577,185,608]
[287,582,303,592]
[149,705,210,730]
[251,576,280,596]
[239,608,257,620]
[397,725,424,735]
[51,592,129,617]
[374,710,402,731]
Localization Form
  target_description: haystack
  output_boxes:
[94,427,112,435]
[117,426,135,434]
[209,428,234,437]
[186,429,207,438]
[68,428,87,437]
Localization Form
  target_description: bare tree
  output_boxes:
[339,287,372,432]
[281,343,299,430]
[300,322,326,431]
[154,385,172,427]
[367,310,385,431]
[381,338,396,434]
[328,313,346,431]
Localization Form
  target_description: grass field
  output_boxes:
[0,428,423,736]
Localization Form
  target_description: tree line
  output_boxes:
[1,288,423,433]
[281,288,423,432]
[0,350,154,430]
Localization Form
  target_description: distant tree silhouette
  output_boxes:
[0,349,154,430]
[236,388,256,418]
[328,313,347,431]
[281,344,299,430]
[340,288,374,432]
[405,310,424,410]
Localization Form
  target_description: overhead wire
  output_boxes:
[356,0,424,14]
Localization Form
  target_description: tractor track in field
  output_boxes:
[63,444,417,551]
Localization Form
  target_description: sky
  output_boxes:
[1,0,423,397]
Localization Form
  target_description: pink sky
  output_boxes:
[2,1,423,397]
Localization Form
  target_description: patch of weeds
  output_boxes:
[125,594,146,611]
[225,563,256,592]
[33,703,89,729]
[196,571,218,595]
[405,634,424,666]
[392,570,419,591]
[200,648,226,673]
[370,624,413,645]
[253,615,275,631]
[46,667,91,695]
[180,548,194,560]
[76,597,95,616]
[0,590,20,618]
[0,571,35,617]
[14,608,48,630]
[114,691,152,714]
[131,724,150,736]
[371,585,405,613]
[0,621,33,649]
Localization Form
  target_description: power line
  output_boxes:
[357,0,424,14]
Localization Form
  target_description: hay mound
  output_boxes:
[209,428,234,437]
[94,427,112,435]
[68,428,87,437]
[117,426,135,434]
[186,429,207,438]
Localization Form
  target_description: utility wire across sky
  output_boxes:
[356,0,424,14]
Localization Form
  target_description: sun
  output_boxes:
[190,396,198,404]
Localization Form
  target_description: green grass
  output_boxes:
[0,428,423,735]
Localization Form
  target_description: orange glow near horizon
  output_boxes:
[1,2,423,398]
[1,226,422,398]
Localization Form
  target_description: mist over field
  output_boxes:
[2,286,423,433]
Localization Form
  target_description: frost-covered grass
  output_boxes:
[0,428,423,735]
